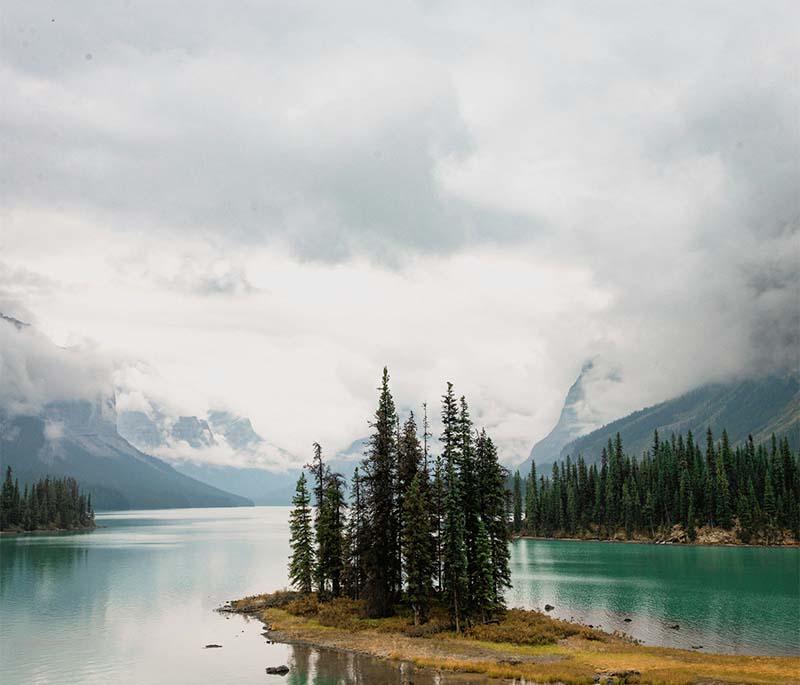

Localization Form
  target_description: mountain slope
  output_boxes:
[0,313,252,510]
[0,402,253,510]
[544,374,799,467]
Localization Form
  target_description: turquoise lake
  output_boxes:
[1,506,798,684]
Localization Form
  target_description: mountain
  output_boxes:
[0,400,253,510]
[521,373,799,472]
[116,402,301,503]
[0,313,252,510]
[165,443,364,505]
[515,361,617,474]
[563,374,799,464]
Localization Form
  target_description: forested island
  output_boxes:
[510,430,799,545]
[0,467,95,533]
[230,369,799,684]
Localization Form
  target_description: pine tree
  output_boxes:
[397,411,423,583]
[0,466,14,529]
[317,471,346,598]
[440,382,468,631]
[432,453,445,593]
[472,519,495,623]
[343,468,367,599]
[715,452,732,529]
[306,442,330,594]
[402,471,434,625]
[362,367,399,617]
[288,473,315,594]
[443,456,468,631]
[525,461,538,534]
[476,430,511,611]
[512,470,523,532]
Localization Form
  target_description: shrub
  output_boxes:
[230,589,302,613]
[402,621,448,638]
[285,594,320,617]
[465,608,605,646]
[317,598,366,630]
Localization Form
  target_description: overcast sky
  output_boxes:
[1,1,798,465]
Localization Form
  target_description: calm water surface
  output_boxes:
[1,507,798,685]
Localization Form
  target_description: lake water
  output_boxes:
[1,507,798,684]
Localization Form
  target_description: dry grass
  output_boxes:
[230,591,800,684]
[465,607,605,646]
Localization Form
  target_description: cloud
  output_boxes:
[0,314,113,415]
[0,1,797,463]
[43,420,64,440]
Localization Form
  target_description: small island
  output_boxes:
[231,370,800,684]
[0,466,96,534]
[228,591,799,684]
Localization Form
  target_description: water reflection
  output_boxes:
[283,644,498,684]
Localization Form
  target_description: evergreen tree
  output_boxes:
[317,471,346,598]
[288,472,315,594]
[343,468,367,599]
[432,453,445,593]
[472,519,495,623]
[362,367,399,617]
[475,430,511,611]
[402,471,434,625]
[715,452,732,529]
[512,470,523,532]
[442,456,468,631]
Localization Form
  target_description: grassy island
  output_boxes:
[229,591,800,685]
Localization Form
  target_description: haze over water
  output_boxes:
[1,507,797,685]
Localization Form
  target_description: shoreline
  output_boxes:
[512,534,800,549]
[0,525,97,537]
[227,592,800,684]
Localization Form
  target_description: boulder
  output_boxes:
[266,665,290,675]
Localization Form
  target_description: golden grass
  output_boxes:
[231,591,800,685]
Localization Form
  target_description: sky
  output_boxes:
[1,1,798,467]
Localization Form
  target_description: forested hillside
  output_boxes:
[512,429,799,544]
[559,375,799,467]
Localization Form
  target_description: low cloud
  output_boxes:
[0,1,797,463]
[43,420,64,440]
[0,314,113,416]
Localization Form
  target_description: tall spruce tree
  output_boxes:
[402,471,434,625]
[317,471,346,598]
[512,470,523,532]
[362,367,399,617]
[475,429,511,612]
[441,382,468,631]
[343,467,367,599]
[288,472,315,594]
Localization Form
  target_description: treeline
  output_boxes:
[0,466,95,532]
[289,368,511,630]
[511,429,799,543]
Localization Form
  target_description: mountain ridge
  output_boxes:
[518,372,799,474]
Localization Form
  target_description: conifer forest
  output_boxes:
[513,430,799,544]
[0,466,95,532]
[289,368,511,629]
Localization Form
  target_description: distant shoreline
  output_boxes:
[512,534,800,548]
[0,525,96,537]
